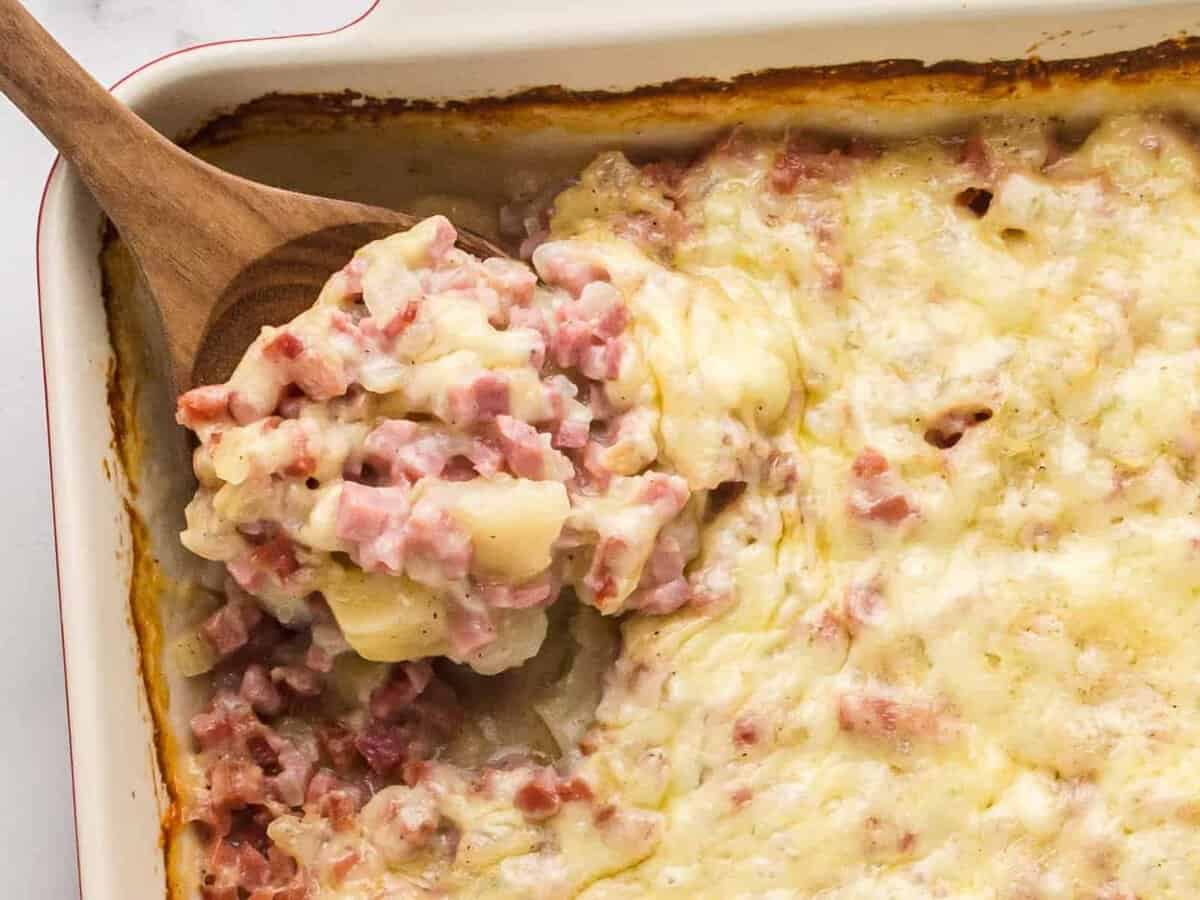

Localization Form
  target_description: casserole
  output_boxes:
[38,1,1200,896]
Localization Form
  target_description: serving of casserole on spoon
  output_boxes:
[0,0,504,390]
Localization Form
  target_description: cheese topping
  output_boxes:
[179,113,1200,899]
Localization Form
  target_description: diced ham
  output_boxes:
[264,331,304,361]
[329,308,367,344]
[446,372,510,425]
[733,714,764,747]
[191,692,254,752]
[403,504,472,581]
[837,689,942,742]
[336,483,410,543]
[202,599,264,658]
[363,420,502,484]
[240,664,283,718]
[424,261,478,296]
[177,385,231,427]
[368,661,435,722]
[249,535,301,582]
[770,137,858,192]
[344,513,406,575]
[627,578,690,615]
[193,689,317,811]
[381,301,420,340]
[304,640,336,674]
[549,319,592,372]
[304,597,350,673]
[246,734,279,772]
[548,282,629,380]
[638,473,690,518]
[514,767,562,822]
[482,256,538,308]
[338,482,473,582]
[328,850,361,886]
[267,734,315,807]
[270,665,323,698]
[556,776,594,803]
[402,759,432,787]
[852,448,889,479]
[317,724,360,772]
[446,598,497,657]
[626,532,692,615]
[191,710,234,752]
[205,841,272,899]
[579,339,625,381]
[540,377,592,449]
[495,415,549,479]
[554,416,591,450]
[509,305,549,341]
[298,356,353,402]
[354,722,415,775]
[209,758,266,811]
[481,573,559,609]
[494,415,573,481]
[305,770,364,832]
[226,391,265,427]
[362,419,432,481]
[282,452,316,479]
[848,449,916,526]
[855,494,912,524]
[579,474,694,613]
[576,281,629,339]
[643,533,687,586]
[809,608,849,646]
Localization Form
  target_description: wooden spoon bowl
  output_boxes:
[0,0,505,389]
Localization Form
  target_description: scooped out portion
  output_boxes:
[177,214,799,675]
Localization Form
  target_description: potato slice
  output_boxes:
[318,562,450,662]
[422,476,570,582]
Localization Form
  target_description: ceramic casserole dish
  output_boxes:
[37,1,1200,896]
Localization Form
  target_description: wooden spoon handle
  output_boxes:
[0,0,196,232]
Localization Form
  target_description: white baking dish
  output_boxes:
[37,1,1200,896]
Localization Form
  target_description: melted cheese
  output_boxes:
[557,114,1200,899]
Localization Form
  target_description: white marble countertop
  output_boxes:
[0,2,359,895]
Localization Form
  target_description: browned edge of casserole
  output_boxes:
[97,35,1200,897]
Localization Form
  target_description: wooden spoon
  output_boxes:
[0,0,506,389]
